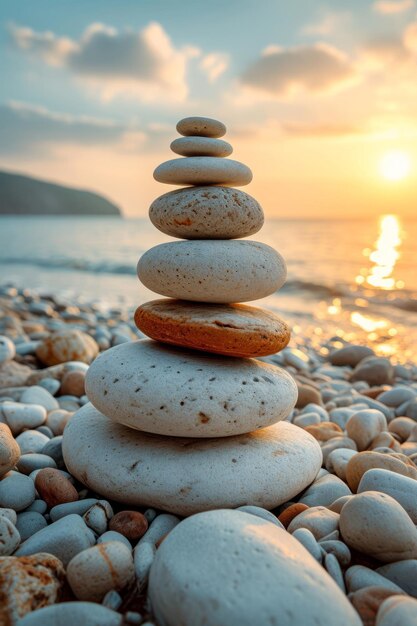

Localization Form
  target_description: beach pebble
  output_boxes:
[0,515,20,555]
[304,421,343,441]
[38,377,61,395]
[46,409,72,435]
[320,539,351,566]
[60,370,86,396]
[0,360,31,389]
[16,602,122,626]
[349,587,403,626]
[97,530,132,550]
[15,430,50,454]
[278,503,309,528]
[15,514,95,565]
[351,357,394,386]
[321,436,357,463]
[41,436,63,467]
[16,511,47,540]
[149,186,263,239]
[17,453,57,474]
[36,329,99,366]
[324,552,345,591]
[346,450,417,492]
[287,506,340,540]
[63,404,322,516]
[85,340,297,438]
[298,473,351,507]
[134,513,180,590]
[154,156,252,186]
[134,300,290,358]
[0,335,16,363]
[0,553,65,624]
[346,565,404,593]
[292,527,322,561]
[340,491,417,562]
[0,423,20,477]
[102,589,122,611]
[176,116,226,137]
[138,240,286,303]
[296,384,322,408]
[235,505,283,527]
[405,398,417,420]
[83,500,113,535]
[25,500,47,514]
[170,136,232,157]
[148,509,361,626]
[329,345,374,367]
[358,468,417,523]
[326,448,357,481]
[293,412,321,427]
[389,417,416,440]
[20,386,59,411]
[377,560,417,598]
[0,507,17,523]
[1,402,46,435]
[376,595,417,626]
[109,510,148,541]
[346,409,387,451]
[0,472,35,511]
[50,498,98,522]
[378,387,416,407]
[35,468,78,508]
[67,542,134,601]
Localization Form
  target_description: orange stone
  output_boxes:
[134,299,290,358]
[278,503,309,528]
[35,468,78,508]
[109,511,148,542]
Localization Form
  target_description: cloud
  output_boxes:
[200,53,229,82]
[302,11,351,36]
[0,101,147,156]
[281,121,363,137]
[9,22,200,102]
[404,20,417,50]
[373,0,414,14]
[361,35,412,67]
[240,43,356,98]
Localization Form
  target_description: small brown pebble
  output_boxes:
[60,370,86,397]
[304,422,343,442]
[296,383,322,408]
[35,468,78,508]
[361,386,390,399]
[348,586,404,626]
[278,503,309,528]
[109,510,148,542]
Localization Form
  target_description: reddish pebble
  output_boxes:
[35,468,78,508]
[348,586,404,626]
[278,503,309,529]
[109,511,148,542]
[60,370,86,397]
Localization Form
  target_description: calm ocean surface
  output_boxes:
[0,215,416,361]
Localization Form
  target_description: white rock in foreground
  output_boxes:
[148,510,362,626]
[86,340,297,437]
[63,404,322,516]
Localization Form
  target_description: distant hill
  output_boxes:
[0,170,122,216]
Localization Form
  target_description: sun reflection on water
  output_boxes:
[355,214,403,290]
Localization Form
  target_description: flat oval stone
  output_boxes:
[62,404,322,516]
[137,241,286,303]
[148,510,362,626]
[171,136,232,157]
[134,300,290,358]
[85,340,297,437]
[176,116,226,138]
[153,157,252,186]
[149,186,264,239]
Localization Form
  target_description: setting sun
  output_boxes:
[380,150,411,181]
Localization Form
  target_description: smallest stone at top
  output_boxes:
[177,116,226,138]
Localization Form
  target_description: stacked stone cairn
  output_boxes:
[63,116,322,516]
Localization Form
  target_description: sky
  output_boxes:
[1,0,417,218]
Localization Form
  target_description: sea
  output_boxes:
[0,214,416,362]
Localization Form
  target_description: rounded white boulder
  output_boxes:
[62,404,322,516]
[85,340,297,438]
[148,509,362,626]
[137,240,286,303]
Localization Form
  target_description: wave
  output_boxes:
[0,256,137,276]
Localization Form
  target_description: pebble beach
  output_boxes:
[1,115,417,626]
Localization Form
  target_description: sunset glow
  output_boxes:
[380,151,411,181]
